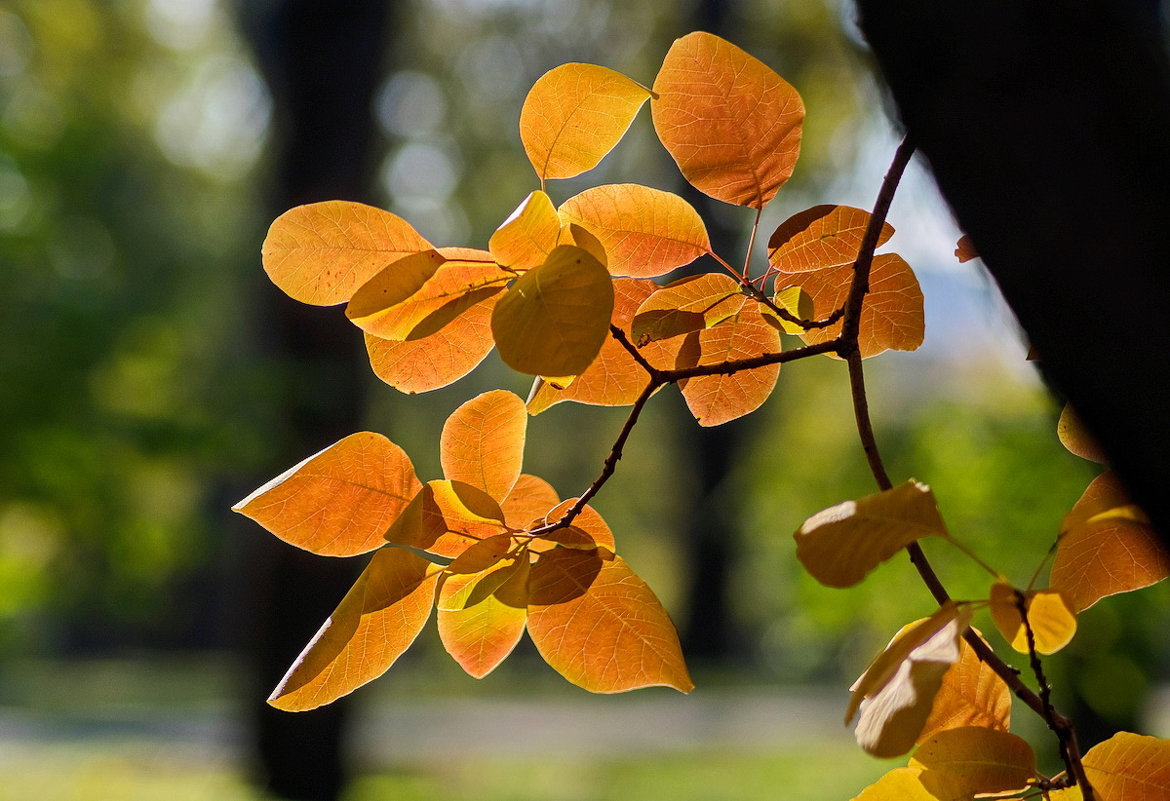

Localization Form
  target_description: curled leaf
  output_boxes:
[233,432,420,557]
[491,245,615,376]
[795,481,947,588]
[489,191,562,271]
[559,184,710,278]
[520,63,651,181]
[269,547,440,711]
[262,201,432,306]
[652,32,803,209]
[917,629,1011,744]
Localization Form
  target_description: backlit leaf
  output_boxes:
[852,606,972,758]
[268,547,439,711]
[910,727,1036,797]
[363,290,498,394]
[677,310,782,427]
[1057,403,1107,463]
[767,205,894,273]
[348,256,510,341]
[440,390,527,501]
[489,191,562,271]
[527,278,684,414]
[1082,732,1170,801]
[631,272,745,344]
[988,582,1077,655]
[520,63,651,181]
[385,479,508,559]
[233,432,420,557]
[527,550,693,693]
[851,767,961,801]
[536,498,616,551]
[784,253,924,358]
[437,557,529,679]
[955,235,978,263]
[500,474,561,530]
[651,32,803,209]
[1051,512,1170,613]
[795,481,947,589]
[262,201,432,306]
[491,245,614,376]
[918,630,1011,744]
[766,285,815,334]
[559,184,710,277]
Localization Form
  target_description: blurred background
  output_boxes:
[1,0,1166,799]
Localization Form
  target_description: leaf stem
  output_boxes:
[743,206,763,282]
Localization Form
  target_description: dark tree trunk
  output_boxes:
[855,0,1170,551]
[237,1,392,798]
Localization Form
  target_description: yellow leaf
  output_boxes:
[437,556,529,679]
[631,272,746,344]
[918,629,1011,744]
[526,279,684,414]
[767,205,894,273]
[268,547,440,711]
[851,767,963,801]
[910,727,1037,797]
[385,479,508,559]
[362,291,497,394]
[261,201,432,306]
[795,481,947,588]
[651,32,803,209]
[676,310,783,427]
[1057,403,1107,463]
[233,432,420,557]
[489,190,562,271]
[520,63,651,181]
[558,184,710,278]
[988,582,1077,655]
[784,253,925,358]
[440,390,527,501]
[1051,509,1170,612]
[1082,732,1170,801]
[500,474,561,530]
[766,285,815,334]
[491,245,614,376]
[347,255,511,341]
[557,221,608,266]
[851,606,972,758]
[527,550,693,693]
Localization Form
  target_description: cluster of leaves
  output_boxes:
[235,30,1170,801]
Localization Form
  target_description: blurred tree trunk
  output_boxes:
[237,1,392,798]
[854,1,1170,553]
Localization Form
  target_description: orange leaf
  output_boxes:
[491,245,614,376]
[851,605,972,758]
[988,582,1077,655]
[1051,512,1169,613]
[651,32,803,209]
[558,184,710,278]
[261,201,432,306]
[500,474,561,530]
[233,432,420,557]
[918,630,1011,744]
[851,767,961,801]
[536,498,617,552]
[1057,403,1107,463]
[785,253,924,358]
[440,390,527,501]
[631,272,746,344]
[527,550,693,693]
[268,547,440,711]
[348,255,510,341]
[1082,732,1170,801]
[677,309,783,427]
[767,205,894,273]
[520,63,651,181]
[385,479,508,559]
[954,235,978,263]
[527,278,683,414]
[437,556,529,679]
[1061,471,1147,532]
[796,481,947,589]
[910,727,1037,797]
[489,191,562,271]
[363,291,498,394]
